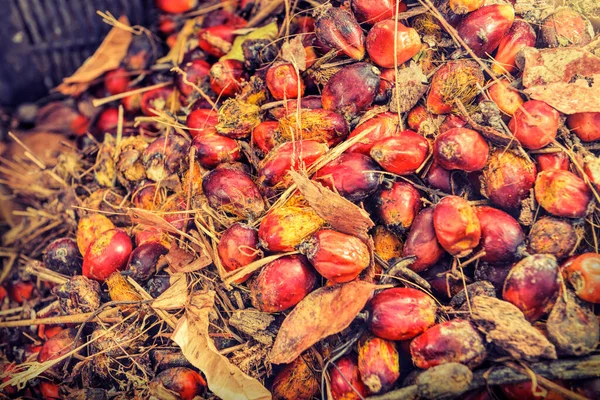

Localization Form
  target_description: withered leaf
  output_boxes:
[470,296,557,361]
[290,171,374,241]
[56,17,133,96]
[172,291,271,400]
[522,47,600,114]
[152,274,188,310]
[164,243,211,274]
[281,36,307,71]
[269,280,378,364]
[389,62,428,113]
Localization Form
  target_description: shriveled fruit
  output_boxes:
[149,367,206,400]
[83,229,133,281]
[271,352,319,400]
[366,20,421,68]
[53,275,101,314]
[528,217,577,260]
[540,7,593,48]
[370,130,429,175]
[491,19,536,75]
[209,59,247,97]
[433,128,489,172]
[509,100,560,150]
[250,255,317,312]
[567,112,600,142]
[258,203,324,252]
[433,195,481,257]
[202,167,265,218]
[476,206,525,264]
[315,7,365,60]
[358,335,400,394]
[427,60,484,114]
[322,62,381,118]
[126,242,168,282]
[218,223,259,282]
[43,238,82,276]
[367,287,437,341]
[565,253,600,303]
[330,355,369,400]
[535,170,592,218]
[299,229,370,283]
[374,181,421,232]
[481,150,536,210]
[410,319,487,369]
[456,4,515,57]
[76,214,115,255]
[503,254,560,321]
[266,63,305,100]
[143,135,190,182]
[403,208,445,273]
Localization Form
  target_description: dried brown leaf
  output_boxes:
[522,47,600,114]
[269,280,378,364]
[281,36,307,71]
[164,243,211,274]
[389,62,428,113]
[152,274,188,310]
[172,290,271,400]
[56,17,133,95]
[290,171,374,241]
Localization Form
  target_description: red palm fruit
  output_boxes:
[403,208,445,273]
[7,281,35,303]
[38,328,81,363]
[567,112,600,142]
[426,161,453,193]
[566,253,600,303]
[315,7,365,60]
[481,150,537,210]
[218,223,259,283]
[345,112,399,154]
[258,140,328,188]
[83,229,133,281]
[313,153,381,202]
[76,214,116,255]
[366,20,422,68]
[457,4,515,57]
[161,194,189,231]
[39,382,60,399]
[187,108,219,134]
[491,19,536,75]
[322,63,381,118]
[476,206,525,264]
[500,380,566,400]
[433,196,481,257]
[528,217,577,260]
[372,225,403,262]
[269,96,323,119]
[535,170,592,218]
[133,225,170,247]
[367,288,437,341]
[140,87,176,116]
[407,105,432,132]
[271,352,319,400]
[433,128,489,172]
[426,60,484,115]
[299,229,370,283]
[370,130,429,175]
[357,335,400,394]
[150,367,207,400]
[156,0,198,14]
[198,25,236,58]
[133,181,167,210]
[266,63,305,100]
[330,355,369,400]
[509,100,560,150]
[122,93,142,113]
[540,8,593,48]
[96,107,119,133]
[252,121,279,154]
[278,108,349,146]
[209,60,247,97]
[143,135,190,182]
[191,129,241,169]
[487,79,525,115]
[44,238,82,275]
[536,152,570,172]
[250,255,317,312]
[410,319,487,369]
[439,114,467,133]
[176,59,211,98]
[503,254,560,321]
[70,113,90,135]
[449,0,483,14]
[351,0,406,24]
[375,181,422,232]
[258,203,324,252]
[202,167,265,218]
[126,242,168,282]
[375,68,395,103]
[293,15,315,35]
[104,67,130,95]
[584,155,600,188]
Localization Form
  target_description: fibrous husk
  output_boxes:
[389,62,429,113]
[415,363,473,400]
[470,296,557,361]
[229,309,276,346]
[53,275,101,314]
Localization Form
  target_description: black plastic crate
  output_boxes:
[0,0,157,106]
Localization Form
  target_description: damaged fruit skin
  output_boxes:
[83,229,133,281]
[433,128,489,172]
[271,353,319,400]
[457,4,515,57]
[202,167,265,218]
[476,206,525,264]
[402,208,445,273]
[150,367,207,400]
[76,214,116,255]
[410,319,487,369]
[534,170,592,218]
[375,181,422,233]
[209,60,248,97]
[528,217,577,260]
[540,7,593,48]
[372,225,403,262]
[330,355,369,400]
[322,63,381,118]
[366,20,422,68]
[345,112,399,155]
[565,253,600,303]
[503,254,560,321]
[567,112,600,142]
[313,153,381,202]
[266,63,305,100]
[509,100,560,150]
[250,255,317,312]
[426,60,484,115]
[315,7,365,60]
[536,152,570,172]
[258,203,325,252]
[368,288,437,341]
[433,196,481,257]
[370,130,429,175]
[491,19,536,75]
[300,229,370,283]
[143,135,190,182]
[191,129,241,169]
[218,223,259,281]
[43,238,82,276]
[357,335,400,394]
[487,79,525,116]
